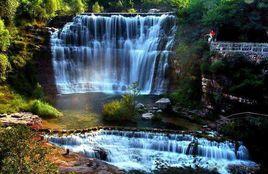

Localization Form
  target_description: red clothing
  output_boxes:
[210,30,216,37]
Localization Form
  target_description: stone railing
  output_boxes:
[210,42,268,58]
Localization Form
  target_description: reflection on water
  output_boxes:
[44,93,201,130]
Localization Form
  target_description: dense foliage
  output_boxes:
[0,86,29,114]
[92,2,104,13]
[0,54,11,83]
[170,0,267,108]
[0,86,61,118]
[202,53,266,101]
[0,20,11,51]
[103,84,139,122]
[0,126,58,174]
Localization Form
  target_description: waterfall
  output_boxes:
[51,14,176,94]
[47,130,256,174]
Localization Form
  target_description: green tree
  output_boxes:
[44,0,62,17]
[0,126,58,174]
[92,2,104,13]
[0,54,11,83]
[121,82,140,118]
[102,83,140,122]
[170,0,189,8]
[127,8,137,13]
[0,0,19,24]
[16,0,47,22]
[71,0,86,14]
[0,20,11,51]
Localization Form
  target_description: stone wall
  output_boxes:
[210,42,268,58]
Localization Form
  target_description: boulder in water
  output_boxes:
[93,147,108,161]
[141,113,154,120]
[136,103,146,111]
[155,98,171,110]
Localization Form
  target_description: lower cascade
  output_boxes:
[47,130,256,174]
[51,14,176,94]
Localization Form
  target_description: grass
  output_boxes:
[29,100,62,119]
[0,85,62,118]
[0,86,29,113]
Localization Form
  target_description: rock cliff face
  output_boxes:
[201,50,268,113]
[21,26,58,96]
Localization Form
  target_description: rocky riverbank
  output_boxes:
[0,112,42,129]
[43,140,124,174]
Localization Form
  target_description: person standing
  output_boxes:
[208,29,216,43]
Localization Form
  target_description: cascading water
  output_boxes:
[51,14,176,94]
[47,130,256,174]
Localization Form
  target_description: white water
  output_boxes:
[47,130,256,173]
[51,14,176,94]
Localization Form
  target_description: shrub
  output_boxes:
[102,83,139,122]
[209,60,225,74]
[152,114,162,122]
[0,86,29,114]
[92,2,104,13]
[29,100,62,119]
[200,61,210,74]
[32,83,44,99]
[169,77,200,108]
[0,54,11,83]
[102,100,124,121]
[121,94,136,117]
[0,20,11,51]
[0,126,58,174]
[127,8,137,13]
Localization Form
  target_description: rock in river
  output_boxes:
[155,98,171,110]
[141,113,154,120]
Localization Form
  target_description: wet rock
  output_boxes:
[228,164,260,174]
[141,113,154,120]
[155,98,171,110]
[93,147,108,161]
[136,103,145,110]
[147,106,159,113]
[148,9,161,13]
[156,109,163,113]
[121,85,127,91]
[186,140,199,156]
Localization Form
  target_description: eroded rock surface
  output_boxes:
[60,158,124,174]
[0,112,42,129]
